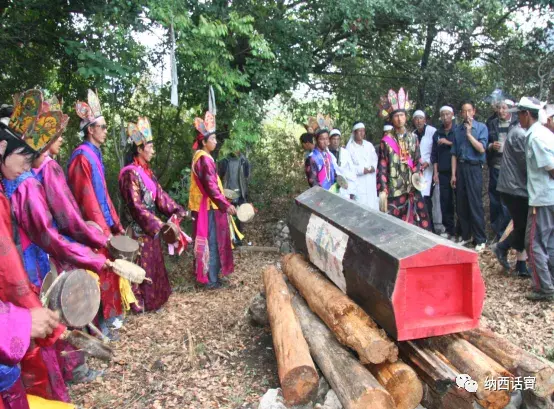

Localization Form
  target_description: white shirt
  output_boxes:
[418,125,437,197]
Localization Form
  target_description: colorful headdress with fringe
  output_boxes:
[377,88,413,119]
[127,117,153,146]
[75,89,103,130]
[193,111,216,150]
[8,89,69,153]
[304,113,333,135]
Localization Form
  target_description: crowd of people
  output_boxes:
[0,89,241,408]
[302,88,554,303]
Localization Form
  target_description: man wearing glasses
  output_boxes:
[68,89,126,338]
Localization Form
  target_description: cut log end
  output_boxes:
[368,361,423,409]
[480,390,511,409]
[358,339,399,365]
[281,366,319,405]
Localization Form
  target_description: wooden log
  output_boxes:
[398,340,456,394]
[236,246,281,253]
[290,289,396,409]
[367,361,423,409]
[288,187,485,340]
[282,253,398,364]
[263,265,318,405]
[460,327,554,398]
[426,335,512,409]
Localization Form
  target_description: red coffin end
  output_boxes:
[392,244,485,341]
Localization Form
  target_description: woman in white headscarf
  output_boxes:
[346,122,378,210]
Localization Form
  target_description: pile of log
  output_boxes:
[262,254,554,409]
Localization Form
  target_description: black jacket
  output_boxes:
[431,125,456,173]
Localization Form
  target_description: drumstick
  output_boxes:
[88,323,110,344]
[41,273,66,307]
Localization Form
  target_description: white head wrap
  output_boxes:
[413,110,426,118]
[439,106,454,114]
[348,122,365,146]
[330,129,341,137]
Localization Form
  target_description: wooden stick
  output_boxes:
[263,265,318,405]
[282,254,398,364]
[291,289,395,409]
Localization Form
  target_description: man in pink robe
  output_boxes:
[33,135,107,250]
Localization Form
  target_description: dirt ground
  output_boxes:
[70,200,554,409]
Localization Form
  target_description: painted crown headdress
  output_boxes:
[8,89,69,153]
[75,89,103,130]
[304,113,333,134]
[127,117,153,146]
[377,88,413,119]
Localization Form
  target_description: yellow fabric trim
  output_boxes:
[28,395,75,409]
[85,270,100,286]
[188,150,225,212]
[119,276,137,312]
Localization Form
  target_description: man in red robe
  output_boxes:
[68,90,125,337]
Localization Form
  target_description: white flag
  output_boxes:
[170,21,178,107]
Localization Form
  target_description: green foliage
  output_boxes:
[169,167,192,207]
[248,116,306,210]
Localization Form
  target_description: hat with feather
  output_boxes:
[377,88,413,120]
[75,89,103,131]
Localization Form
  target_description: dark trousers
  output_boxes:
[500,193,528,252]
[489,167,511,239]
[457,162,486,244]
[424,182,435,233]
[439,172,455,236]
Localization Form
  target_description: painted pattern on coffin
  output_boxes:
[305,214,348,292]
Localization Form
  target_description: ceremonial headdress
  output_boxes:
[304,113,333,137]
[193,87,218,150]
[127,117,153,146]
[75,89,103,131]
[2,89,69,153]
[377,88,413,120]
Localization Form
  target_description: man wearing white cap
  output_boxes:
[413,110,437,232]
[487,99,517,242]
[510,97,554,301]
[346,122,378,210]
[329,128,357,200]
[431,105,457,239]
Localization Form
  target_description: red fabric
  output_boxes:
[1,378,29,409]
[67,154,123,237]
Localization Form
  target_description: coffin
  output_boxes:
[288,187,485,341]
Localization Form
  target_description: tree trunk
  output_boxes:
[398,340,456,394]
[460,327,554,398]
[425,335,512,409]
[367,361,423,409]
[291,290,396,409]
[282,254,398,364]
[263,265,318,405]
